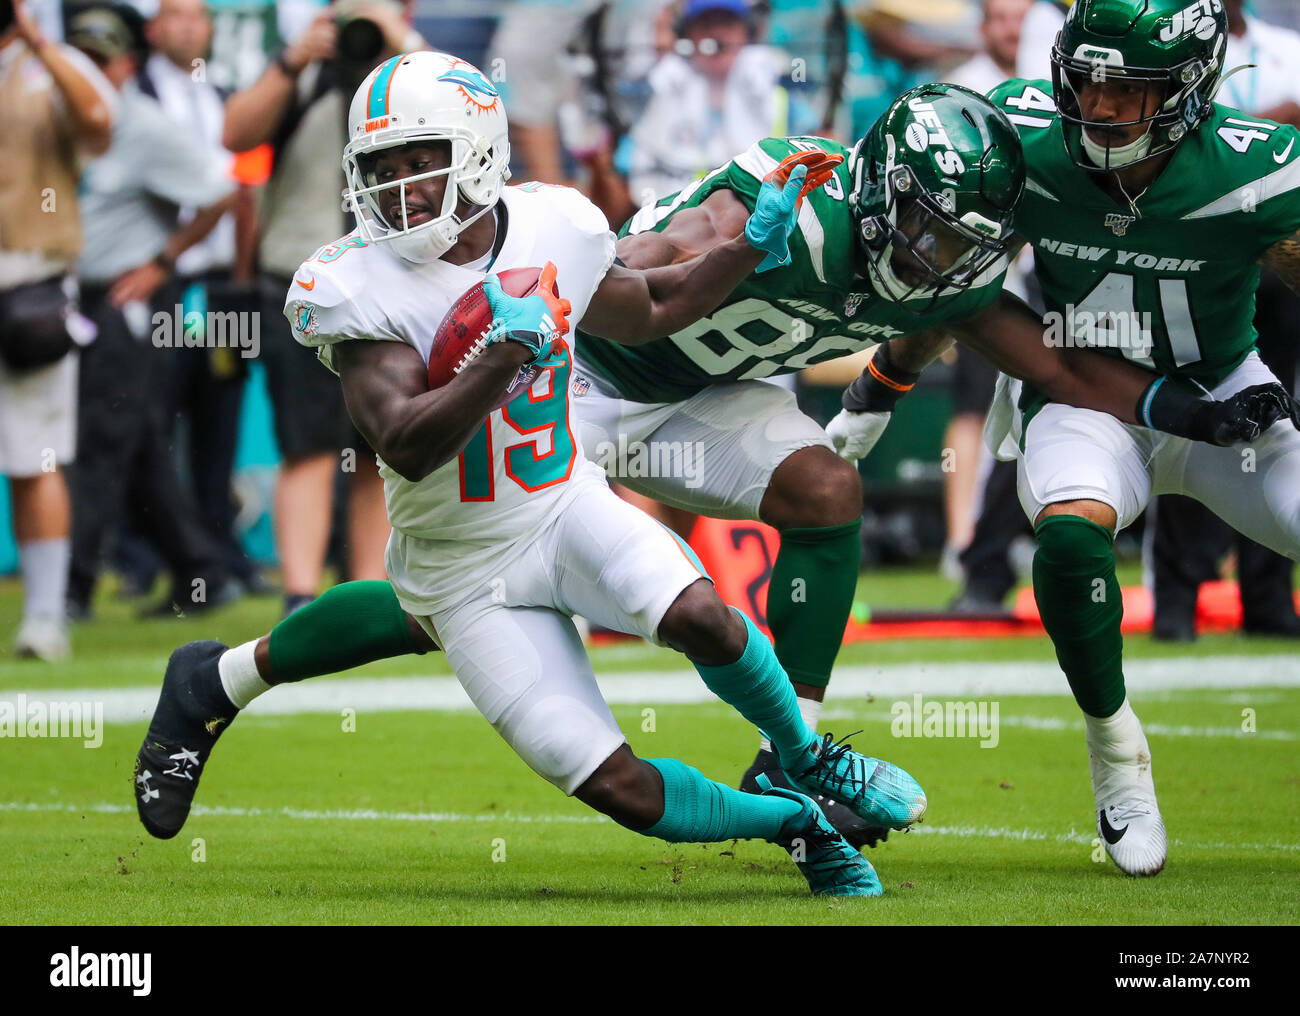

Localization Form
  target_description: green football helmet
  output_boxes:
[847,82,1025,306]
[1051,0,1228,172]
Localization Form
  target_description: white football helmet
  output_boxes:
[342,51,511,262]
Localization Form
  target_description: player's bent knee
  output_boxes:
[1034,499,1117,533]
[658,579,744,665]
[764,448,863,530]
[574,746,664,830]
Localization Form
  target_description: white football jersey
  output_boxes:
[284,183,617,611]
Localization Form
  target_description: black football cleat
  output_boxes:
[740,748,889,849]
[133,640,238,839]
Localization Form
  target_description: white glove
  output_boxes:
[825,408,891,463]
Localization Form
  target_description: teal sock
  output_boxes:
[1033,515,1127,718]
[693,610,817,772]
[640,758,803,843]
[267,580,423,683]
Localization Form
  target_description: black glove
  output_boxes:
[1139,378,1297,446]
[1201,383,1298,446]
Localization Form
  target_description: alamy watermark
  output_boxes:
[50,948,150,995]
[152,306,260,359]
[1043,303,1154,358]
[591,436,705,489]
[890,693,1000,748]
[0,695,102,748]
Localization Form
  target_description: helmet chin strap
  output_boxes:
[1081,125,1153,170]
[389,219,461,263]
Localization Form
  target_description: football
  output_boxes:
[427,265,555,411]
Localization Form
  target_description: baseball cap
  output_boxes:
[66,8,134,61]
[680,0,751,25]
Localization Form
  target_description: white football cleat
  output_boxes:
[1085,699,1166,877]
[14,615,71,662]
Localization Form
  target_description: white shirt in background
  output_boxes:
[947,51,1014,98]
[1015,0,1066,82]
[625,46,787,207]
[1221,15,1300,116]
[144,52,237,277]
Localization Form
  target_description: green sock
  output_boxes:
[639,758,803,843]
[1032,515,1127,718]
[267,580,422,683]
[693,611,817,771]
[767,520,861,688]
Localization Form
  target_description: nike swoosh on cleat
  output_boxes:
[1275,139,1295,164]
[1099,809,1128,844]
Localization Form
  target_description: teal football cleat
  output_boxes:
[759,774,883,897]
[787,731,927,830]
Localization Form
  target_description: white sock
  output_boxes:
[798,696,824,734]
[760,696,825,754]
[217,640,271,709]
[1085,699,1154,804]
[19,538,69,620]
[1084,699,1141,761]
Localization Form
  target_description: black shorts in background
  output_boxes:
[260,273,351,459]
[951,344,999,418]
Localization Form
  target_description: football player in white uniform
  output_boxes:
[134,51,925,897]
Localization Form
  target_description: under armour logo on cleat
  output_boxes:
[136,770,160,803]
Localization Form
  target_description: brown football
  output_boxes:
[427,266,552,411]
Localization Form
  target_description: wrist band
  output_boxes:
[274,50,300,78]
[1138,376,1214,442]
[842,344,921,413]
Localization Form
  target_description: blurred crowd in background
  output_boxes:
[3,0,1299,659]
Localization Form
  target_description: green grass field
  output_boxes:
[1,568,1296,925]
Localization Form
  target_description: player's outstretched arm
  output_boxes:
[333,338,534,482]
[953,291,1150,422]
[614,190,754,271]
[957,292,1293,446]
[580,152,841,344]
[577,238,763,344]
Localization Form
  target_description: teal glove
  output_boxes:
[743,149,846,274]
[745,162,807,274]
[482,262,572,364]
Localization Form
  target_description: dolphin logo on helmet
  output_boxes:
[437,67,501,112]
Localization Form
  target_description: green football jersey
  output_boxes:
[574,136,1009,404]
[989,78,1300,393]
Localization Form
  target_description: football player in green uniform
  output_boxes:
[571,78,1283,845]
[132,81,1285,850]
[883,0,1300,876]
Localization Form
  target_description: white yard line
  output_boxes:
[818,710,1297,741]
[7,655,1299,725]
[4,801,1295,853]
